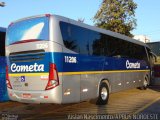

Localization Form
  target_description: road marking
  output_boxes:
[133,96,160,114]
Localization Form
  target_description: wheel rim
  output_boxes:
[101,87,108,100]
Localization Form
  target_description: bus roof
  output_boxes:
[0,27,6,32]
[8,14,149,48]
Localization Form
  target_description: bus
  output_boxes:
[0,27,9,102]
[6,14,152,105]
[147,42,160,85]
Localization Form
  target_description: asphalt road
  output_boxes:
[0,86,160,120]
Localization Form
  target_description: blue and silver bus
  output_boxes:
[6,14,152,105]
[0,27,9,102]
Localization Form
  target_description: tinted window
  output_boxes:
[70,24,89,54]
[107,36,148,61]
[89,31,103,56]
[60,21,148,61]
[6,17,49,45]
[107,37,130,58]
[60,22,89,54]
[147,42,160,56]
[60,22,76,51]
[0,32,5,56]
[133,44,148,61]
[60,22,108,56]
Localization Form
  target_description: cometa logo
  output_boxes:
[126,60,140,69]
[11,63,44,72]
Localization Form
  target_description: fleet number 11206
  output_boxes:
[64,56,77,63]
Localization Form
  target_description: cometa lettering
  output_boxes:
[11,63,44,72]
[126,60,140,69]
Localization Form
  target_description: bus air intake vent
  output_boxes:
[9,50,45,62]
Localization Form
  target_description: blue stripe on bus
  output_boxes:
[54,52,149,72]
[8,52,149,74]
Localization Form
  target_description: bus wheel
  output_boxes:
[140,77,148,90]
[96,82,109,105]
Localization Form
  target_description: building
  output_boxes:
[133,35,150,43]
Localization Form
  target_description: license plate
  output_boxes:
[22,93,32,98]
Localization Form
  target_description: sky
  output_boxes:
[0,0,160,42]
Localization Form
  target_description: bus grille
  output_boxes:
[9,50,45,62]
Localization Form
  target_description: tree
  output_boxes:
[94,0,137,37]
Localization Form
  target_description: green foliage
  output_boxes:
[94,0,137,37]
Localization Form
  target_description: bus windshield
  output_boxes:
[6,17,49,45]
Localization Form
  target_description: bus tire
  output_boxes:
[96,82,109,105]
[140,77,148,90]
